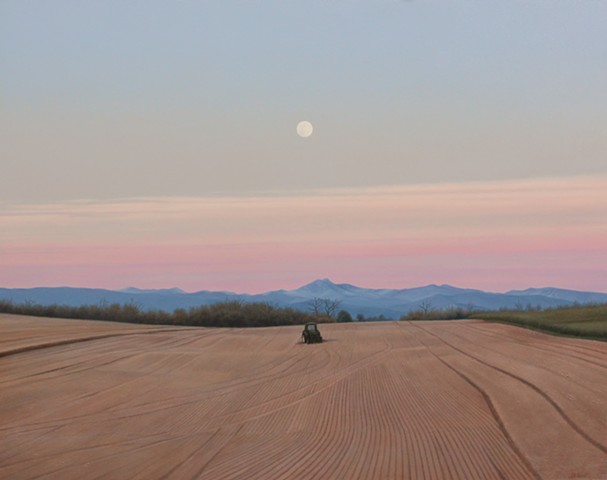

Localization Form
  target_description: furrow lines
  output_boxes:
[3,317,606,479]
[416,322,607,455]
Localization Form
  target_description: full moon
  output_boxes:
[296,120,314,138]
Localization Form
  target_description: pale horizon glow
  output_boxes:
[1,176,606,294]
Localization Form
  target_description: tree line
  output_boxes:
[0,296,457,325]
[0,299,336,328]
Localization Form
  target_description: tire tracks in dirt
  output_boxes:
[0,327,188,359]
[410,321,607,455]
[403,323,541,480]
[463,321,607,371]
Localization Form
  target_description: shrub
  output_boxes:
[336,310,353,323]
[0,299,319,328]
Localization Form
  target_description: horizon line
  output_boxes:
[3,279,606,296]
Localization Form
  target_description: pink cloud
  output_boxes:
[1,176,606,292]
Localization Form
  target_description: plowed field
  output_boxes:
[1,314,606,479]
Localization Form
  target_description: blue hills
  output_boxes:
[1,279,606,319]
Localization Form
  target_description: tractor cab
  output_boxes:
[302,322,323,344]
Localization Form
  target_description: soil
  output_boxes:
[1,315,605,479]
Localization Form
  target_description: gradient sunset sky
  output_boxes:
[2,1,606,293]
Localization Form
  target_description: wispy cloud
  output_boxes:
[2,176,606,292]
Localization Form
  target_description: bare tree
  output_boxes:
[418,300,435,315]
[308,297,324,316]
[308,297,341,319]
[321,298,341,318]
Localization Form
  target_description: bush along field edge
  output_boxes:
[1,298,605,340]
[402,302,607,341]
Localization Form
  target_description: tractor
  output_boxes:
[301,322,323,344]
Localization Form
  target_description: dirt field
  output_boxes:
[1,314,606,479]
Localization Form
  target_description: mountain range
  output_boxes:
[2,279,607,319]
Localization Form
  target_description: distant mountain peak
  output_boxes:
[307,278,334,285]
[296,278,336,290]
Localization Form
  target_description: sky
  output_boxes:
[1,1,606,293]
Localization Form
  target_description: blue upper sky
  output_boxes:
[2,0,606,202]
